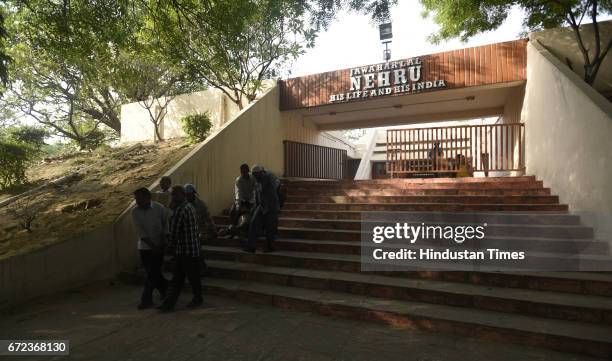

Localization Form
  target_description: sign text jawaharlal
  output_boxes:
[329,57,446,103]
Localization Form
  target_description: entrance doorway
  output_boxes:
[386,123,524,178]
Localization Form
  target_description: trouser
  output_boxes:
[163,255,202,307]
[139,249,168,303]
[198,238,208,276]
[230,202,252,225]
[247,208,279,249]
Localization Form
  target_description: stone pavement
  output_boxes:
[0,282,599,361]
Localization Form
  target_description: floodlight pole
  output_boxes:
[379,22,393,62]
[383,41,392,62]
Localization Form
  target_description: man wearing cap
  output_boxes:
[158,185,202,311]
[184,183,217,241]
[245,165,281,253]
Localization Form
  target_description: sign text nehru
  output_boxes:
[329,57,446,103]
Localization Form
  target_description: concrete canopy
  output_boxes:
[289,81,525,130]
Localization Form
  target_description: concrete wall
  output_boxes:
[0,223,137,310]
[503,85,525,124]
[149,84,355,216]
[530,20,612,98]
[120,89,241,143]
[354,129,379,180]
[280,112,357,157]
[523,40,612,242]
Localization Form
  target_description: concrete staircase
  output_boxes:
[201,176,612,358]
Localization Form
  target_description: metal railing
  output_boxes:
[283,140,348,179]
[386,123,525,177]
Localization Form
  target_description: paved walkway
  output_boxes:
[0,282,597,361]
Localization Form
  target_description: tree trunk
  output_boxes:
[154,125,164,143]
[567,1,612,86]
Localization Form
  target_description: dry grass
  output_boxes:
[0,138,194,260]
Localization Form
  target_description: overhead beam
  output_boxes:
[316,107,505,131]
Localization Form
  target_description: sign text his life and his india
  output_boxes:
[329,57,446,103]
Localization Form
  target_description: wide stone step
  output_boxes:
[273,218,592,239]
[201,246,612,297]
[278,226,592,245]
[207,237,361,254]
[206,238,611,271]
[287,195,560,205]
[283,203,569,212]
[205,259,612,325]
[214,216,593,240]
[286,176,537,185]
[207,234,609,256]
[286,188,552,196]
[202,277,612,358]
[256,211,579,225]
[288,181,545,190]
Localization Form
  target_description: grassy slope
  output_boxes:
[0,138,194,260]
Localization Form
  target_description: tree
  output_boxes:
[0,7,9,91]
[147,0,316,110]
[2,0,401,144]
[2,0,141,142]
[420,0,612,85]
[302,0,398,29]
[4,43,108,149]
[117,51,196,142]
[148,0,403,109]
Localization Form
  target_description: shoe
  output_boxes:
[137,301,153,310]
[186,299,203,308]
[242,247,256,253]
[263,247,276,253]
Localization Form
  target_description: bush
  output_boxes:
[73,128,108,151]
[5,125,48,150]
[0,140,34,190]
[181,112,213,143]
[7,197,49,232]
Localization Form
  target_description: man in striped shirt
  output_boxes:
[158,185,202,311]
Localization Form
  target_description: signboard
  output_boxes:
[279,39,528,110]
[329,57,446,103]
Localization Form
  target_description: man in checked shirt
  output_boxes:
[158,185,203,312]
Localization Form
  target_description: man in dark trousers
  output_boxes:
[131,187,169,310]
[244,165,280,253]
[231,164,256,222]
[158,185,203,312]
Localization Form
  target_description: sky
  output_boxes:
[290,1,526,77]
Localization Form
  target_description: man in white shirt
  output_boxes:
[227,164,255,238]
[131,187,169,309]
